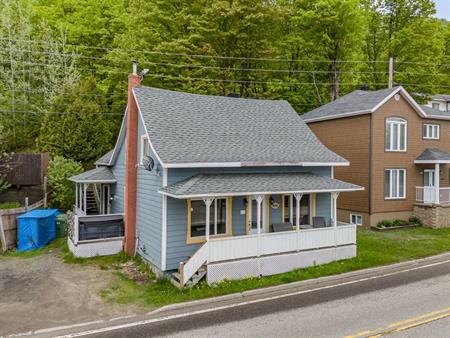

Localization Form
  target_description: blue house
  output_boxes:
[69,65,362,286]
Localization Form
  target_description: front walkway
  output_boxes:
[0,251,140,336]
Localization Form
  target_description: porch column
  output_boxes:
[294,193,303,231]
[331,192,340,227]
[83,184,87,214]
[75,183,78,210]
[203,197,214,241]
[256,195,264,258]
[435,163,440,204]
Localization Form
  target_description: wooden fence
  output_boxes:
[5,153,49,186]
[0,199,44,252]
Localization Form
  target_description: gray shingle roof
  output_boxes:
[95,149,114,166]
[302,87,400,122]
[160,172,362,198]
[420,105,450,118]
[416,148,450,162]
[432,94,450,102]
[133,86,347,166]
[69,166,116,183]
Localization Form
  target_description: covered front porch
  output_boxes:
[161,172,363,286]
[415,148,450,205]
[68,167,124,257]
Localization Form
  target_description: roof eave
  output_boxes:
[164,161,349,169]
[303,110,371,123]
[414,160,450,164]
[158,186,364,199]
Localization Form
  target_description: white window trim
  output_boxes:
[190,198,229,239]
[350,213,362,226]
[385,117,407,152]
[385,169,407,200]
[423,123,440,140]
[140,134,150,165]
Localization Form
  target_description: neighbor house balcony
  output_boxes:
[415,186,450,205]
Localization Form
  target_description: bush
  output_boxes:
[377,217,422,228]
[47,156,83,211]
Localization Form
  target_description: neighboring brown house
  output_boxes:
[302,86,450,227]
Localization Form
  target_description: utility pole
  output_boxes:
[388,56,394,89]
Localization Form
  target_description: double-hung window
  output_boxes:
[384,169,406,199]
[385,117,407,152]
[140,135,151,165]
[188,198,228,242]
[423,124,440,140]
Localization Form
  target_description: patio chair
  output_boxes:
[270,222,294,233]
[312,217,327,228]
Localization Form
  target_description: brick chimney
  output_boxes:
[124,62,141,255]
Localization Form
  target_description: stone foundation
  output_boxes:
[413,203,450,228]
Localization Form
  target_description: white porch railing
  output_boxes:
[416,187,450,204]
[179,224,356,286]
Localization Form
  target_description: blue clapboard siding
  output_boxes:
[269,195,283,225]
[111,139,126,214]
[316,193,331,225]
[232,197,246,236]
[135,117,163,269]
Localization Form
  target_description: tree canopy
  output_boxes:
[0,0,448,167]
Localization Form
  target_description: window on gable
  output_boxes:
[423,124,440,140]
[385,117,407,152]
[140,135,151,165]
[384,169,406,199]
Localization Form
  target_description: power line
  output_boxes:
[0,109,124,116]
[0,37,392,64]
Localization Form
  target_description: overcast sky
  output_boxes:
[435,0,450,20]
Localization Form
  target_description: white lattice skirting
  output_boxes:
[207,245,356,284]
[68,237,124,258]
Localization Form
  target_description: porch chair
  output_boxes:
[312,217,327,228]
[270,222,294,233]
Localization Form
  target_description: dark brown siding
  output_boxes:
[308,114,371,214]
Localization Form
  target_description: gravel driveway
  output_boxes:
[0,251,141,336]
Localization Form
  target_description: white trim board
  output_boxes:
[109,108,128,166]
[159,187,364,199]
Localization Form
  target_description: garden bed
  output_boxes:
[371,224,421,231]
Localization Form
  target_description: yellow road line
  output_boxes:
[344,306,450,338]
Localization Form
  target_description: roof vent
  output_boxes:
[227,93,240,98]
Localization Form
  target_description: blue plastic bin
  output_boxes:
[17,209,60,252]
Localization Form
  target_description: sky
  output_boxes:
[435,0,450,20]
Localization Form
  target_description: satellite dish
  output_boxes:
[142,156,155,171]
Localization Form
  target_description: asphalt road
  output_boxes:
[85,259,450,338]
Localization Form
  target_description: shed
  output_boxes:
[17,209,59,252]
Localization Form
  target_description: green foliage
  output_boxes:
[38,78,114,168]
[47,156,83,211]
[0,202,21,210]
[377,217,422,227]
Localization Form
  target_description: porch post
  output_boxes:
[294,193,303,231]
[435,163,440,204]
[256,195,264,258]
[203,197,214,241]
[332,192,340,227]
[84,184,87,214]
[75,183,78,210]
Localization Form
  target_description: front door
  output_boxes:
[424,169,435,203]
[248,196,265,235]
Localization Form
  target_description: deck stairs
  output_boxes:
[85,188,99,215]
[171,264,207,288]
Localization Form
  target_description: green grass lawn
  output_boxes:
[4,227,450,308]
